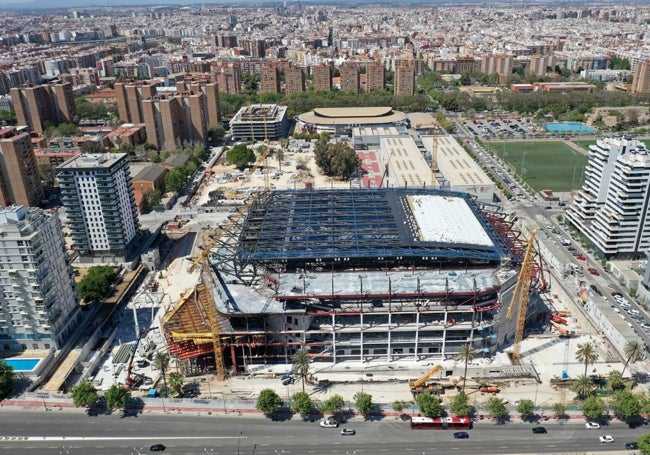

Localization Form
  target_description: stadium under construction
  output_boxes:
[162,187,527,375]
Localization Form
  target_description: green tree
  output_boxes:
[639,432,650,455]
[105,385,131,413]
[71,381,98,407]
[38,163,56,186]
[314,141,361,180]
[581,395,606,420]
[168,372,184,397]
[56,123,79,136]
[551,402,566,419]
[486,397,508,422]
[622,340,645,376]
[256,388,282,415]
[207,124,226,143]
[575,342,599,376]
[291,391,314,419]
[449,392,472,417]
[275,147,285,172]
[320,394,345,415]
[292,349,310,392]
[572,374,596,399]
[516,399,535,421]
[226,144,256,171]
[610,390,641,420]
[608,370,625,391]
[154,352,170,397]
[0,360,15,400]
[353,392,374,419]
[164,166,189,193]
[456,344,474,392]
[416,393,442,418]
[77,265,117,303]
[143,188,163,210]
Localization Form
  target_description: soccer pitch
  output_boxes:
[487,141,587,192]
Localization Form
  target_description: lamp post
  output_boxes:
[238,432,243,455]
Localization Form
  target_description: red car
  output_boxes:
[587,267,600,276]
[577,255,586,261]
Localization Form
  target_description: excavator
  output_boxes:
[409,364,443,396]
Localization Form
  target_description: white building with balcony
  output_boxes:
[567,136,650,257]
[0,206,80,351]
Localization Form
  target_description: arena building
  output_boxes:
[162,188,522,374]
[296,106,408,137]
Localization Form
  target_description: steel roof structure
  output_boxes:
[235,188,509,272]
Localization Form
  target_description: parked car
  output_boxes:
[453,431,469,439]
[587,267,600,276]
[150,445,166,452]
[599,435,614,443]
[585,421,600,429]
[341,428,356,436]
[577,255,586,261]
[625,442,639,450]
[532,427,547,434]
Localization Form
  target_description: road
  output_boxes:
[0,411,644,454]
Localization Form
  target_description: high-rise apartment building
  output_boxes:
[177,81,221,129]
[285,66,306,95]
[340,64,360,94]
[631,60,650,94]
[0,205,80,350]
[312,64,331,92]
[114,80,160,124]
[394,62,415,96]
[260,65,281,94]
[567,137,650,257]
[0,126,44,207]
[57,153,138,261]
[11,82,76,134]
[529,55,554,77]
[215,66,241,95]
[366,62,385,92]
[214,34,238,48]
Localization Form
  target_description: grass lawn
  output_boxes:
[487,141,587,192]
[573,140,596,150]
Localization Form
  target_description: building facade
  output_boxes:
[0,126,44,207]
[567,136,650,257]
[340,64,360,94]
[394,62,416,96]
[285,66,306,95]
[57,153,138,262]
[0,205,80,350]
[312,64,331,92]
[631,60,650,94]
[366,62,385,92]
[230,104,290,141]
[10,82,76,134]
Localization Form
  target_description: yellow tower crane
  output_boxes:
[506,230,538,365]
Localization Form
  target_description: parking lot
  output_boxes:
[462,115,540,139]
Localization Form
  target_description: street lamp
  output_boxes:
[238,432,243,455]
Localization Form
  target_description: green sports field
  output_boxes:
[487,141,587,192]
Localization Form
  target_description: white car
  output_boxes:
[599,435,614,443]
[585,422,600,429]
[319,419,339,428]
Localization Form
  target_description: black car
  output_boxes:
[625,442,639,450]
[453,431,469,439]
[532,427,547,434]
[150,444,166,452]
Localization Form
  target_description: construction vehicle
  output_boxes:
[506,230,544,365]
[125,327,156,388]
[410,365,443,396]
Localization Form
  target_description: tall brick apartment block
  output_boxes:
[312,64,331,92]
[0,126,44,207]
[340,64,360,94]
[366,62,385,92]
[260,65,281,94]
[394,62,416,96]
[114,80,160,124]
[285,66,306,95]
[11,82,76,134]
[632,60,650,94]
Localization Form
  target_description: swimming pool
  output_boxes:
[545,122,596,133]
[3,358,41,371]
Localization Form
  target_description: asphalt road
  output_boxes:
[0,410,644,455]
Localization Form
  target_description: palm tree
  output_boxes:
[621,340,645,376]
[154,352,170,396]
[292,349,311,392]
[456,343,475,393]
[572,374,595,399]
[575,342,598,376]
[275,148,285,172]
[168,372,184,397]
[608,370,625,391]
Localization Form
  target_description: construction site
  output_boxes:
[158,186,554,385]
